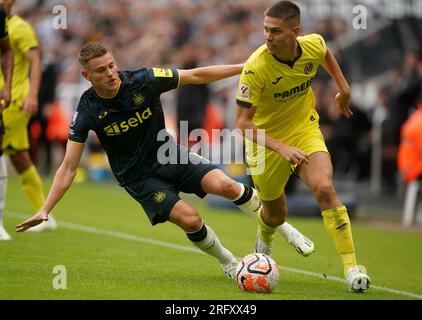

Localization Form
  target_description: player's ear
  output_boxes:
[292,25,300,37]
[81,69,90,81]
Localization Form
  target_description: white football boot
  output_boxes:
[27,215,58,232]
[278,222,315,257]
[221,258,239,279]
[346,265,371,293]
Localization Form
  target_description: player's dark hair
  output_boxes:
[265,1,300,26]
[78,42,112,67]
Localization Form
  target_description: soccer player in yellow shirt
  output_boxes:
[0,0,14,240]
[236,1,370,292]
[0,0,57,236]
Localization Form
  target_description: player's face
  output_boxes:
[83,52,120,94]
[263,16,299,54]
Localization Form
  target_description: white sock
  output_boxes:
[0,155,7,227]
[234,183,261,218]
[232,183,245,201]
[188,224,235,265]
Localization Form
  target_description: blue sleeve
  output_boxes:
[146,67,179,94]
[68,99,93,143]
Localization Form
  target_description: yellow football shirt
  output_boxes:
[236,33,327,142]
[0,15,38,102]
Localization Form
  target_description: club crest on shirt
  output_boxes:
[133,93,145,105]
[304,63,313,75]
[154,191,166,203]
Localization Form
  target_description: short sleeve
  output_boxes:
[236,63,264,108]
[311,33,327,63]
[68,100,93,143]
[146,67,179,94]
[14,20,38,53]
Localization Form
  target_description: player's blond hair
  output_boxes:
[264,1,300,26]
[78,42,112,67]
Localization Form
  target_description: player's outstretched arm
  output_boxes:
[178,64,243,85]
[321,48,353,118]
[236,105,309,166]
[16,141,85,232]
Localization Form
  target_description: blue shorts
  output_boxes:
[123,145,218,225]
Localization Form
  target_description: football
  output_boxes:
[236,253,280,293]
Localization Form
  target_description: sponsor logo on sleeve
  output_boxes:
[70,111,78,126]
[239,83,250,100]
[152,68,173,78]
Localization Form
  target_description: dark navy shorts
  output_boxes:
[123,145,218,225]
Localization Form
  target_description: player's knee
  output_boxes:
[218,179,239,199]
[263,214,284,227]
[10,152,32,173]
[182,208,203,232]
[313,182,336,201]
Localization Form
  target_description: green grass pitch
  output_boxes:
[1,175,421,300]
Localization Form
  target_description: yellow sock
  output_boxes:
[322,206,357,277]
[257,209,277,244]
[18,165,45,211]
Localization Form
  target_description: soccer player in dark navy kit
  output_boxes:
[16,43,263,277]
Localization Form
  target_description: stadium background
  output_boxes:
[16,0,422,224]
[2,0,422,301]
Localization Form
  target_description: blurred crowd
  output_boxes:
[9,0,422,193]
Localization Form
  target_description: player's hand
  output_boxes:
[335,91,353,118]
[0,89,11,111]
[277,144,309,165]
[22,95,38,116]
[16,211,49,232]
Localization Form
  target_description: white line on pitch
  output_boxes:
[7,211,422,300]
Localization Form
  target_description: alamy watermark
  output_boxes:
[301,0,422,19]
[52,265,67,289]
[156,123,266,175]
[353,5,367,30]
[52,5,67,30]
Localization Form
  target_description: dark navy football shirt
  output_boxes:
[69,67,179,185]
